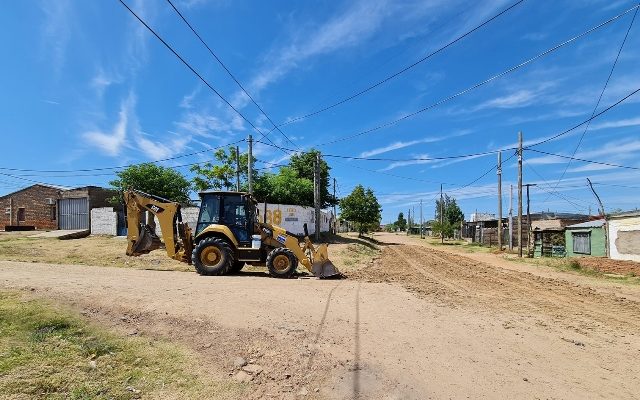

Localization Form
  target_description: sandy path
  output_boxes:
[2,235,640,399]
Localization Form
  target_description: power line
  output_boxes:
[526,87,640,147]
[165,0,299,150]
[525,149,640,171]
[318,4,640,146]
[116,0,281,150]
[544,5,638,200]
[267,0,526,129]
[0,139,244,174]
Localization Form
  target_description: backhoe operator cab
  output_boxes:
[124,189,340,279]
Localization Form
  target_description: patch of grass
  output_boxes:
[339,242,380,270]
[0,291,244,399]
[505,256,640,284]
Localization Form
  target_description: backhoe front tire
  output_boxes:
[192,237,234,276]
[266,247,298,278]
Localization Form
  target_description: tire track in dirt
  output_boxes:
[353,243,640,338]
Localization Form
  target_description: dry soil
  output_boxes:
[1,232,639,399]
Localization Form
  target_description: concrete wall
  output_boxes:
[91,207,117,236]
[565,227,606,257]
[257,203,333,235]
[609,215,640,262]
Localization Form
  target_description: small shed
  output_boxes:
[565,219,606,257]
[608,211,640,262]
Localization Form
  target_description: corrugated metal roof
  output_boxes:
[565,219,606,229]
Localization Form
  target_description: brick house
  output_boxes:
[1,184,115,231]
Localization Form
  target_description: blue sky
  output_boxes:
[1,0,639,223]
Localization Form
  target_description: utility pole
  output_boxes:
[497,151,503,251]
[517,131,523,257]
[407,208,411,235]
[587,178,608,257]
[314,153,321,241]
[420,199,424,239]
[412,205,415,235]
[333,177,337,234]
[524,183,536,257]
[235,146,241,192]
[509,184,513,251]
[440,183,444,244]
[247,135,253,194]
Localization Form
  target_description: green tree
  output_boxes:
[252,167,314,205]
[435,194,464,226]
[431,221,455,239]
[339,185,382,236]
[395,212,407,231]
[289,149,337,207]
[190,146,256,191]
[109,163,191,204]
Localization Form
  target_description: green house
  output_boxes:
[565,219,606,257]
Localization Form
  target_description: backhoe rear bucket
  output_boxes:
[311,243,342,278]
[129,224,162,256]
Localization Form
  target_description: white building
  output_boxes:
[608,211,640,262]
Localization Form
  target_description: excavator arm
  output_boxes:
[124,190,193,263]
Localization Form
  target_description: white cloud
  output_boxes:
[135,133,191,160]
[360,131,471,158]
[589,117,640,131]
[175,110,244,137]
[380,153,434,171]
[40,0,72,76]
[90,68,122,97]
[82,94,135,156]
[477,90,537,110]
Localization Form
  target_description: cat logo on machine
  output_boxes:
[276,234,287,244]
[147,204,164,213]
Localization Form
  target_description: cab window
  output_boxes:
[197,194,220,234]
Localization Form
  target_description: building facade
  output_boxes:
[608,211,640,262]
[564,219,606,257]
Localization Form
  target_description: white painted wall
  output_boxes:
[608,215,640,262]
[90,207,117,236]
[256,203,333,235]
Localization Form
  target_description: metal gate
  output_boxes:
[58,198,89,230]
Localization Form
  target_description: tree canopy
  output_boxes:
[109,163,192,204]
[339,185,382,235]
[289,149,337,207]
[395,212,407,231]
[433,194,464,239]
[190,146,255,192]
[252,167,314,206]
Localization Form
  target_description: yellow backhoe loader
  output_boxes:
[124,189,340,278]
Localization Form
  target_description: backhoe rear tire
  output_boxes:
[192,237,234,276]
[266,247,298,278]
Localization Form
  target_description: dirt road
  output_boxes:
[2,233,639,399]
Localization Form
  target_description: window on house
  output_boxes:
[17,207,25,222]
[572,232,591,255]
[51,205,56,221]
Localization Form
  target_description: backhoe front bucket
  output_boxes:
[129,224,162,256]
[311,243,342,278]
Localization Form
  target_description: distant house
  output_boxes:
[531,213,590,257]
[0,184,114,231]
[565,219,606,257]
[608,211,640,262]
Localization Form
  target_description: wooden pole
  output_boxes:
[314,153,321,241]
[420,199,424,239]
[235,146,241,192]
[497,151,503,251]
[247,135,253,194]
[333,177,337,234]
[509,184,513,251]
[440,183,444,244]
[517,131,523,257]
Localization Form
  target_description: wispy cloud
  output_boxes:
[175,109,244,137]
[135,133,191,160]
[40,0,72,76]
[360,130,471,157]
[82,93,135,156]
[90,68,122,98]
[380,153,434,171]
[589,117,640,130]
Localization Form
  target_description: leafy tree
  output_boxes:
[252,167,314,205]
[339,185,382,236]
[289,149,337,207]
[109,163,191,204]
[435,194,464,226]
[385,222,397,232]
[431,221,455,239]
[395,212,407,231]
[190,146,256,191]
